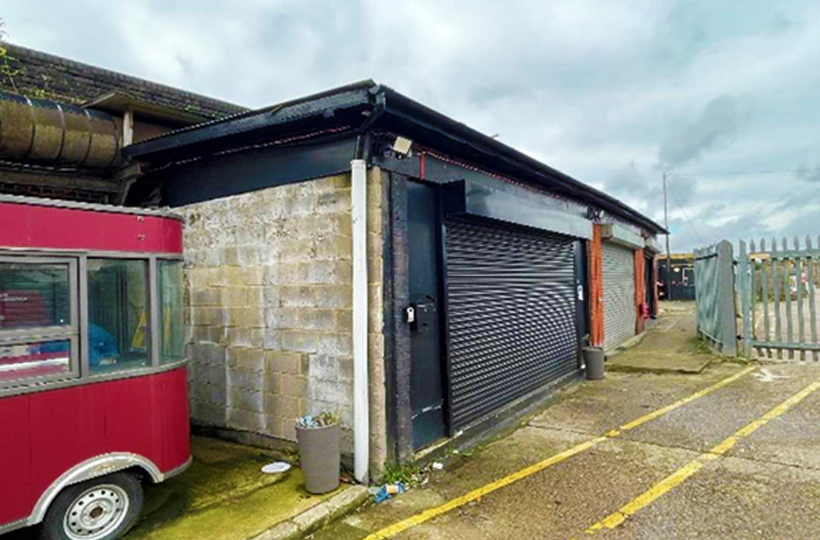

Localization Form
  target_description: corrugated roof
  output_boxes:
[0,43,247,121]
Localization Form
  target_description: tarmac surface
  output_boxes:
[313,305,820,540]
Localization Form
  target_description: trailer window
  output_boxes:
[159,260,185,364]
[0,340,71,383]
[87,259,149,374]
[0,262,71,330]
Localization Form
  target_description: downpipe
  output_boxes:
[351,158,369,483]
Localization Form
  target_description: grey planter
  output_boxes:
[583,346,605,380]
[296,422,340,494]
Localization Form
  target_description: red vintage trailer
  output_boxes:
[0,195,190,540]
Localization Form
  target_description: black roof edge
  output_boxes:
[125,80,666,235]
[124,80,377,159]
[378,86,666,235]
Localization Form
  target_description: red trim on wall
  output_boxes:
[634,248,646,334]
[588,225,604,347]
[653,255,660,316]
[419,151,427,180]
[0,202,183,254]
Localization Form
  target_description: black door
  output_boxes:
[645,255,655,317]
[445,217,579,430]
[407,181,447,449]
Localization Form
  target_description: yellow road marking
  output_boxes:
[583,376,820,535]
[362,366,756,540]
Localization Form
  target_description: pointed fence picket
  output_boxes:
[738,235,820,361]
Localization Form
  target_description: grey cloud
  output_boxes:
[795,164,820,183]
[658,95,747,170]
[603,162,647,199]
[3,0,820,254]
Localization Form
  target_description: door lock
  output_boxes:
[406,306,416,324]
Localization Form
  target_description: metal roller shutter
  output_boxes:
[603,242,635,350]
[445,217,578,430]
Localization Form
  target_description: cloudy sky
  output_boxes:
[4,1,820,251]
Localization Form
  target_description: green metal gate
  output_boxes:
[738,237,820,360]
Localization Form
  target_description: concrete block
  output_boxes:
[227,408,264,432]
[282,420,297,441]
[336,310,353,334]
[315,285,351,308]
[246,287,264,306]
[292,504,330,531]
[298,309,336,331]
[263,265,280,286]
[368,333,385,364]
[307,354,339,380]
[241,267,265,286]
[262,330,282,350]
[281,331,319,353]
[193,402,226,426]
[280,286,316,307]
[337,356,354,382]
[191,307,224,327]
[314,189,350,214]
[221,287,249,307]
[281,374,308,397]
[191,288,220,306]
[279,262,307,285]
[229,387,263,412]
[317,334,353,356]
[187,343,226,365]
[262,286,281,307]
[227,347,265,372]
[265,372,283,395]
[265,351,303,374]
[224,246,239,266]
[263,415,284,439]
[325,486,369,520]
[314,235,352,260]
[265,394,300,419]
[321,174,350,190]
[309,379,351,407]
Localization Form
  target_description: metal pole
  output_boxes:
[664,172,672,300]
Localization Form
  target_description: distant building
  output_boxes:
[0,43,245,203]
[658,253,695,300]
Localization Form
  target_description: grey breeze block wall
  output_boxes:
[178,168,387,471]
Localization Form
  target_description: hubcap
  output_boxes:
[63,484,130,540]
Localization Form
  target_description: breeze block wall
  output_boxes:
[178,168,387,471]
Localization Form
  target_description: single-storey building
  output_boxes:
[659,253,696,300]
[118,81,666,479]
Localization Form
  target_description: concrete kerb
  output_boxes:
[250,485,369,540]
[603,331,647,360]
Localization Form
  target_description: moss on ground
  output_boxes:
[124,436,339,540]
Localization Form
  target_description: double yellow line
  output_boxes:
[363,366,756,540]
[582,375,820,536]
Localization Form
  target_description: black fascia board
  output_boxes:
[124,79,665,235]
[376,87,667,235]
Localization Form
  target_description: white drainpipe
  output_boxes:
[351,159,369,483]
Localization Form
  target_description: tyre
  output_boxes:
[39,472,144,540]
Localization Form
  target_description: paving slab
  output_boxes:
[608,301,715,374]
[528,363,746,436]
[604,456,820,540]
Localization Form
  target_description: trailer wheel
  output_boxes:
[40,472,144,540]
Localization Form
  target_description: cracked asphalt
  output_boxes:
[314,309,820,540]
